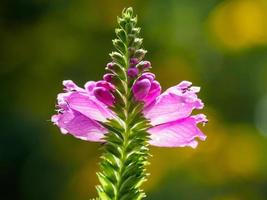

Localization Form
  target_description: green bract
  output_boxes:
[95,7,151,200]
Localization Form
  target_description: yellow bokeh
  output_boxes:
[209,0,267,50]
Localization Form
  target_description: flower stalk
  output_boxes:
[96,8,150,200]
[51,6,207,200]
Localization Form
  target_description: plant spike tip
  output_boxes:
[51,6,207,200]
[96,7,150,200]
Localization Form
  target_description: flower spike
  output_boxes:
[51,7,207,200]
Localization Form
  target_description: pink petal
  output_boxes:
[139,72,155,82]
[93,87,115,106]
[63,80,83,91]
[144,81,204,126]
[127,67,139,78]
[66,92,114,122]
[148,115,207,148]
[177,80,192,89]
[84,81,96,94]
[103,73,115,82]
[143,80,161,106]
[96,80,115,91]
[52,111,107,142]
[133,79,151,101]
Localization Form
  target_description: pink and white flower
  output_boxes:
[133,75,207,148]
[52,75,207,148]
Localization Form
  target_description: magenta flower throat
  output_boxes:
[51,7,207,200]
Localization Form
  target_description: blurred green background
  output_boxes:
[1,0,267,199]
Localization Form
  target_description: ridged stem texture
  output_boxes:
[96,8,151,200]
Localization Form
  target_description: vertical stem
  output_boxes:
[96,7,150,200]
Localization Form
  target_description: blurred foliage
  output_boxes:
[1,0,267,200]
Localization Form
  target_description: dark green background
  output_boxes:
[1,0,267,199]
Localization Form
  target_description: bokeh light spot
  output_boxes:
[209,0,267,50]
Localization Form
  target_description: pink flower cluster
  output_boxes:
[52,71,207,148]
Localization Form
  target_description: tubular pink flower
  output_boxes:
[133,73,161,106]
[52,110,106,141]
[132,75,207,148]
[51,8,207,199]
[93,87,115,106]
[148,114,207,148]
[53,76,207,148]
[51,80,114,141]
[143,80,204,126]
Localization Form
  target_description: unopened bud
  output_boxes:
[133,38,143,49]
[109,52,126,66]
[93,87,115,107]
[105,62,126,80]
[106,62,115,69]
[134,49,147,60]
[130,58,139,66]
[132,79,151,101]
[137,61,151,70]
[96,80,115,91]
[103,73,114,82]
[127,67,139,78]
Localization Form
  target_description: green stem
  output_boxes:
[96,7,150,200]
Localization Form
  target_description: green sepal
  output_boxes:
[115,29,127,44]
[109,52,126,67]
[112,39,127,54]
[132,38,143,49]
[96,185,112,200]
[105,63,126,80]
[134,49,147,61]
[97,172,117,198]
[97,7,150,200]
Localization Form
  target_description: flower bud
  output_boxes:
[132,38,143,49]
[130,58,139,65]
[109,52,126,66]
[137,61,151,71]
[131,27,141,35]
[112,39,127,54]
[105,62,126,80]
[93,87,115,106]
[96,80,115,91]
[103,73,114,82]
[128,47,136,57]
[127,67,139,78]
[103,74,124,90]
[84,81,96,93]
[115,28,127,43]
[134,49,147,60]
[106,62,115,69]
[138,72,155,81]
[132,72,161,105]
[133,79,151,101]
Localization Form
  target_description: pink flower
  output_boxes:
[132,73,161,106]
[133,75,207,148]
[52,74,207,148]
[51,80,114,141]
